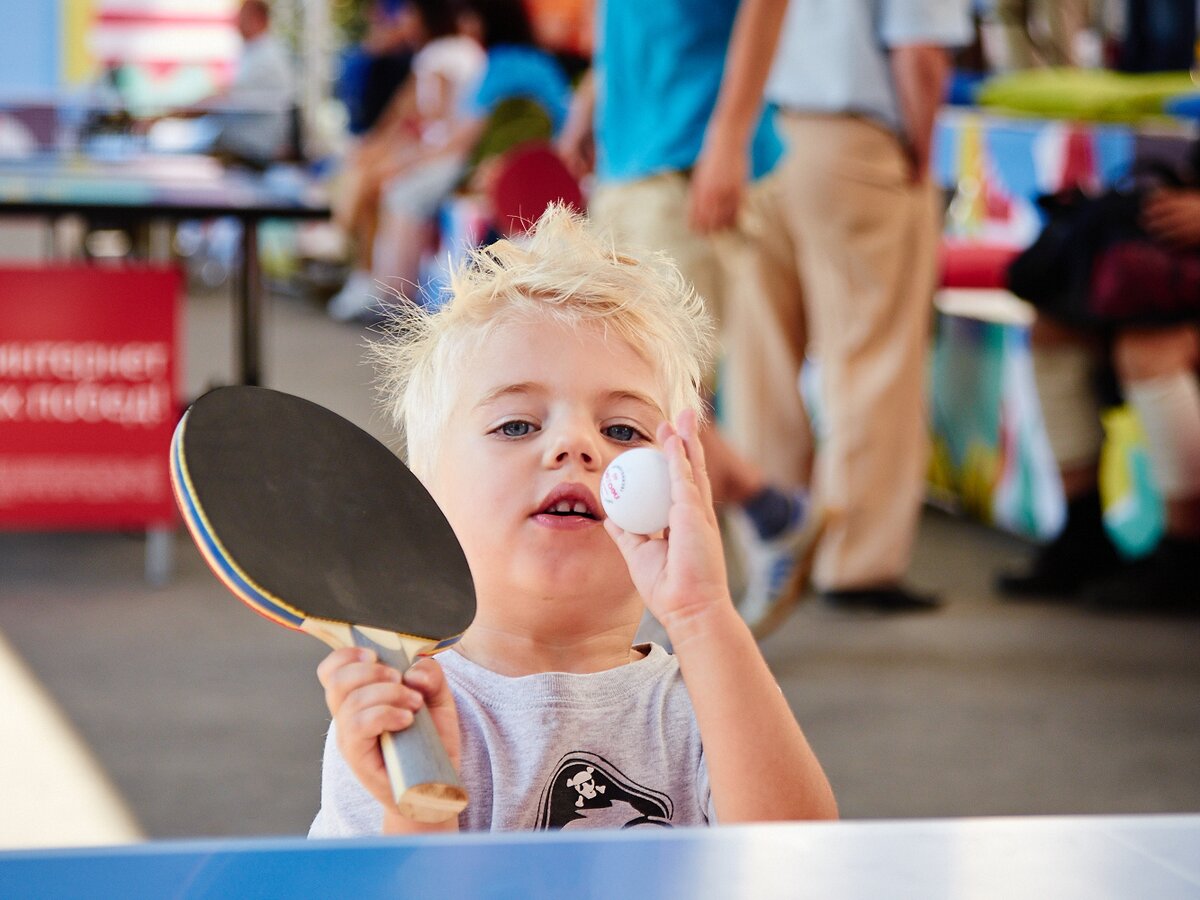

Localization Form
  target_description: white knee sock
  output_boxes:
[1122,371,1200,499]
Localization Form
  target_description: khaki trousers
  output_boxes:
[591,171,812,489]
[758,113,941,590]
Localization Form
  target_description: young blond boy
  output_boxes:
[309,206,836,835]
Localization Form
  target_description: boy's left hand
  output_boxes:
[604,408,731,631]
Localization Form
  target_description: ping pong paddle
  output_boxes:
[169,386,475,823]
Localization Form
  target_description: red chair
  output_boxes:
[486,141,584,238]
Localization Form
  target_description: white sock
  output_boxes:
[1122,371,1200,499]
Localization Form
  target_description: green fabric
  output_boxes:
[461,97,555,186]
[977,68,1198,123]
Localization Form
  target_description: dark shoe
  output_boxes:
[1083,538,1200,615]
[821,585,942,614]
[995,490,1123,599]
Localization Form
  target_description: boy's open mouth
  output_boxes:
[536,484,601,520]
[543,500,598,519]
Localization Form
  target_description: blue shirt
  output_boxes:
[462,45,571,133]
[767,0,972,138]
[595,0,782,183]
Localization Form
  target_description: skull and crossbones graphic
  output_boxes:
[565,767,607,807]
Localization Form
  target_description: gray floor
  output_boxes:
[1,284,1198,840]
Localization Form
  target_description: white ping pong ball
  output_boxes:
[601,447,672,535]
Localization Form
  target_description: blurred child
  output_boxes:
[328,0,485,319]
[308,205,837,834]
[330,0,571,321]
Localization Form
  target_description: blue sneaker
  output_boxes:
[728,499,826,639]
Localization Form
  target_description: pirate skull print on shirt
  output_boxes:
[534,751,674,829]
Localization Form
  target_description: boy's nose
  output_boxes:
[543,428,600,470]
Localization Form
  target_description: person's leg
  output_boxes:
[1089,325,1200,610]
[773,113,939,610]
[995,315,1122,597]
[713,172,813,492]
[709,171,821,635]
[590,173,800,512]
[591,173,812,637]
[990,0,1039,69]
[328,153,389,320]
[332,155,464,321]
[372,211,428,299]
[1114,325,1200,537]
[1042,0,1094,66]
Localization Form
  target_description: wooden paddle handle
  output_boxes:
[351,628,468,823]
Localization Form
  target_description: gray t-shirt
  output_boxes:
[308,643,715,834]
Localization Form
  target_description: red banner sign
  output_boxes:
[0,265,182,529]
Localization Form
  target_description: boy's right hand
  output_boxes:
[316,648,461,826]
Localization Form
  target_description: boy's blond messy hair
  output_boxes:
[371,204,717,480]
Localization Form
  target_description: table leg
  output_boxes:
[238,216,262,387]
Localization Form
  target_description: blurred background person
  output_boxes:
[558,0,819,633]
[998,186,1200,612]
[327,0,485,320]
[753,0,974,613]
[148,0,297,169]
[329,0,572,321]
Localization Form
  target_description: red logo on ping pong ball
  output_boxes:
[601,463,626,503]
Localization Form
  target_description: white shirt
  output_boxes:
[411,35,486,146]
[767,0,972,138]
[211,33,296,162]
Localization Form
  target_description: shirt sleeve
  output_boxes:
[307,723,384,838]
[697,743,716,824]
[879,0,974,48]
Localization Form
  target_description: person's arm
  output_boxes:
[607,410,838,822]
[688,0,790,234]
[671,600,837,822]
[1141,189,1200,249]
[367,77,421,145]
[556,69,596,180]
[889,43,952,184]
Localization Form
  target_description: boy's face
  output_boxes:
[426,314,667,620]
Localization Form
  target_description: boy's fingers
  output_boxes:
[322,659,403,715]
[402,657,446,699]
[340,679,425,715]
[352,705,415,736]
[675,408,715,516]
[316,646,372,689]
[603,517,650,552]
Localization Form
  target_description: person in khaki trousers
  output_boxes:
[756,0,973,611]
[558,0,817,634]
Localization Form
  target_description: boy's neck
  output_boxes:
[454,618,644,677]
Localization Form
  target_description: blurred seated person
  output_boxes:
[147,0,296,168]
[997,187,1200,612]
[328,0,485,319]
[329,0,571,321]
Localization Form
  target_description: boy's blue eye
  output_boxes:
[604,424,642,443]
[498,421,534,438]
